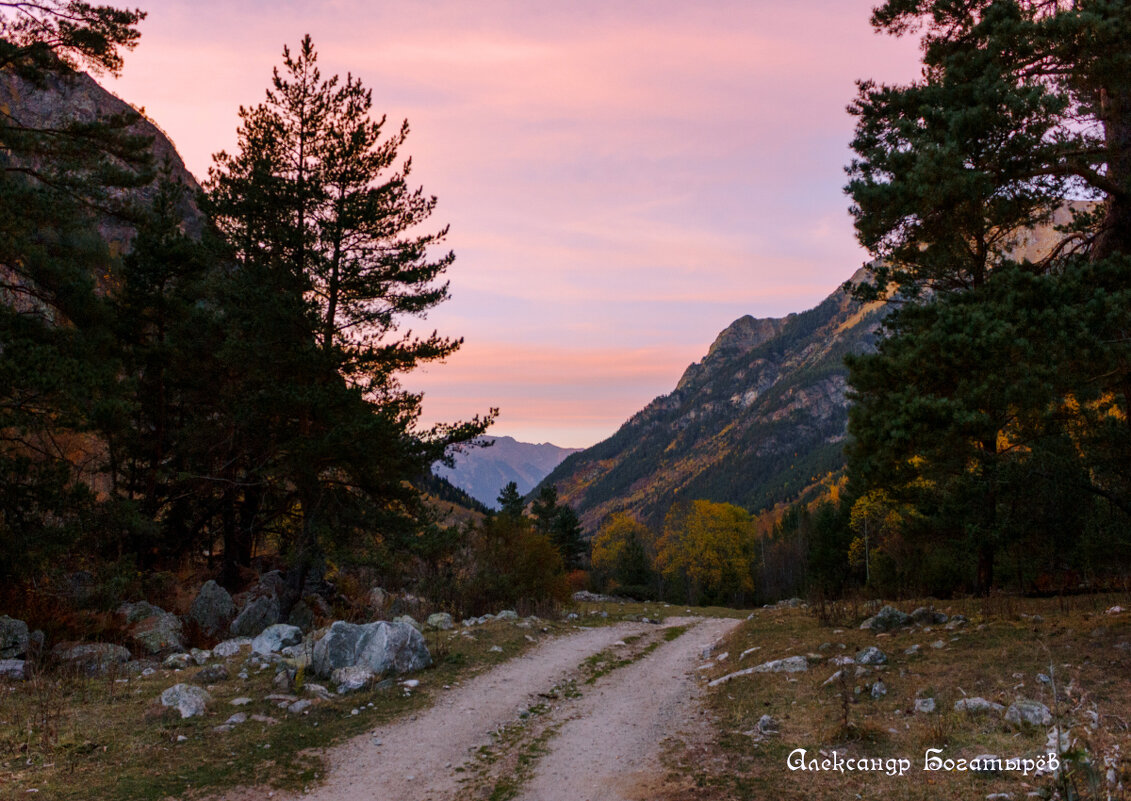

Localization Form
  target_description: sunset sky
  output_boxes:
[111,0,922,448]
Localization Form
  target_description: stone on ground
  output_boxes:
[0,616,29,658]
[160,683,211,718]
[252,623,303,655]
[1005,700,1053,729]
[189,580,235,638]
[312,620,431,679]
[859,606,911,632]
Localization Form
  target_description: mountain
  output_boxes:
[539,270,885,531]
[434,436,582,508]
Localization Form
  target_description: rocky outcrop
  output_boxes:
[117,602,184,654]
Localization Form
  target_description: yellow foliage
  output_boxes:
[655,500,756,597]
[591,513,652,573]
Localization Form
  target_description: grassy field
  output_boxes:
[670,593,1131,801]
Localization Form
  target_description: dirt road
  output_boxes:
[226,615,740,801]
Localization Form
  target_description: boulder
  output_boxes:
[52,642,131,676]
[910,606,948,625]
[117,602,184,654]
[230,595,281,638]
[955,697,1006,714]
[496,610,518,621]
[0,616,29,658]
[189,648,211,665]
[426,613,454,631]
[189,581,236,638]
[163,653,192,669]
[160,683,211,718]
[856,646,888,666]
[393,614,421,632]
[252,624,303,655]
[212,637,252,658]
[0,659,26,680]
[871,680,887,698]
[1005,700,1053,729]
[312,620,432,679]
[860,606,911,632]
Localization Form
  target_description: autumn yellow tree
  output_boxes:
[656,500,756,605]
[590,513,656,598]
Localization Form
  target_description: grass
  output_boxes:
[666,592,1131,801]
[0,618,566,800]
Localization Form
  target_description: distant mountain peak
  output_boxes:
[433,436,581,509]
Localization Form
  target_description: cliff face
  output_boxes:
[0,67,205,253]
[540,272,885,531]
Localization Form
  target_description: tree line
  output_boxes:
[0,4,502,613]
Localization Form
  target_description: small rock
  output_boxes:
[954,697,1005,714]
[856,646,887,665]
[0,658,26,680]
[904,644,921,655]
[213,638,252,658]
[189,648,211,666]
[910,606,948,625]
[393,615,421,632]
[1005,700,1052,729]
[230,697,252,706]
[931,640,946,649]
[871,680,887,698]
[163,653,192,670]
[914,697,936,714]
[160,683,211,718]
[496,610,518,621]
[757,714,779,734]
[489,645,503,653]
[289,699,313,714]
[304,683,334,700]
[226,712,248,725]
[859,606,911,632]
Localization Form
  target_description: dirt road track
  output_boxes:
[219,615,740,801]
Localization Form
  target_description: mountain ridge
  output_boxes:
[434,435,581,508]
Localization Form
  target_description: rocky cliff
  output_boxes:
[539,270,885,531]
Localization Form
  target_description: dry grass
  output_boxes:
[0,619,566,800]
[669,593,1131,801]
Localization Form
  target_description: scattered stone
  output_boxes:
[496,610,518,621]
[1037,673,1051,685]
[856,646,888,665]
[904,644,922,655]
[871,680,887,698]
[250,714,279,724]
[1046,726,1072,754]
[273,668,296,691]
[191,664,229,685]
[985,794,1012,800]
[954,697,1006,714]
[212,638,252,658]
[859,606,911,632]
[367,587,389,613]
[914,697,936,714]
[821,669,845,687]
[489,645,503,653]
[1005,700,1053,729]
[739,646,762,660]
[189,580,236,638]
[252,624,303,655]
[757,714,779,734]
[230,594,281,638]
[931,640,946,649]
[230,697,252,706]
[289,699,313,714]
[426,613,454,631]
[830,655,855,666]
[160,683,211,718]
[163,653,192,670]
[53,642,132,676]
[226,712,248,725]
[304,683,334,700]
[0,616,29,658]
[1105,605,1124,616]
[0,658,26,680]
[312,620,432,678]
[910,606,948,625]
[402,679,420,689]
[945,615,968,630]
[189,648,211,665]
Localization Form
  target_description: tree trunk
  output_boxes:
[1092,86,1131,262]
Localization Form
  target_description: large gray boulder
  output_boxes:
[252,624,303,655]
[230,594,281,638]
[1005,700,1053,729]
[52,642,132,676]
[856,646,888,666]
[190,581,236,638]
[311,621,431,679]
[860,605,911,632]
[0,616,29,658]
[160,683,211,718]
[117,601,184,654]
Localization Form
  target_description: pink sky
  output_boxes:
[111,1,922,448]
